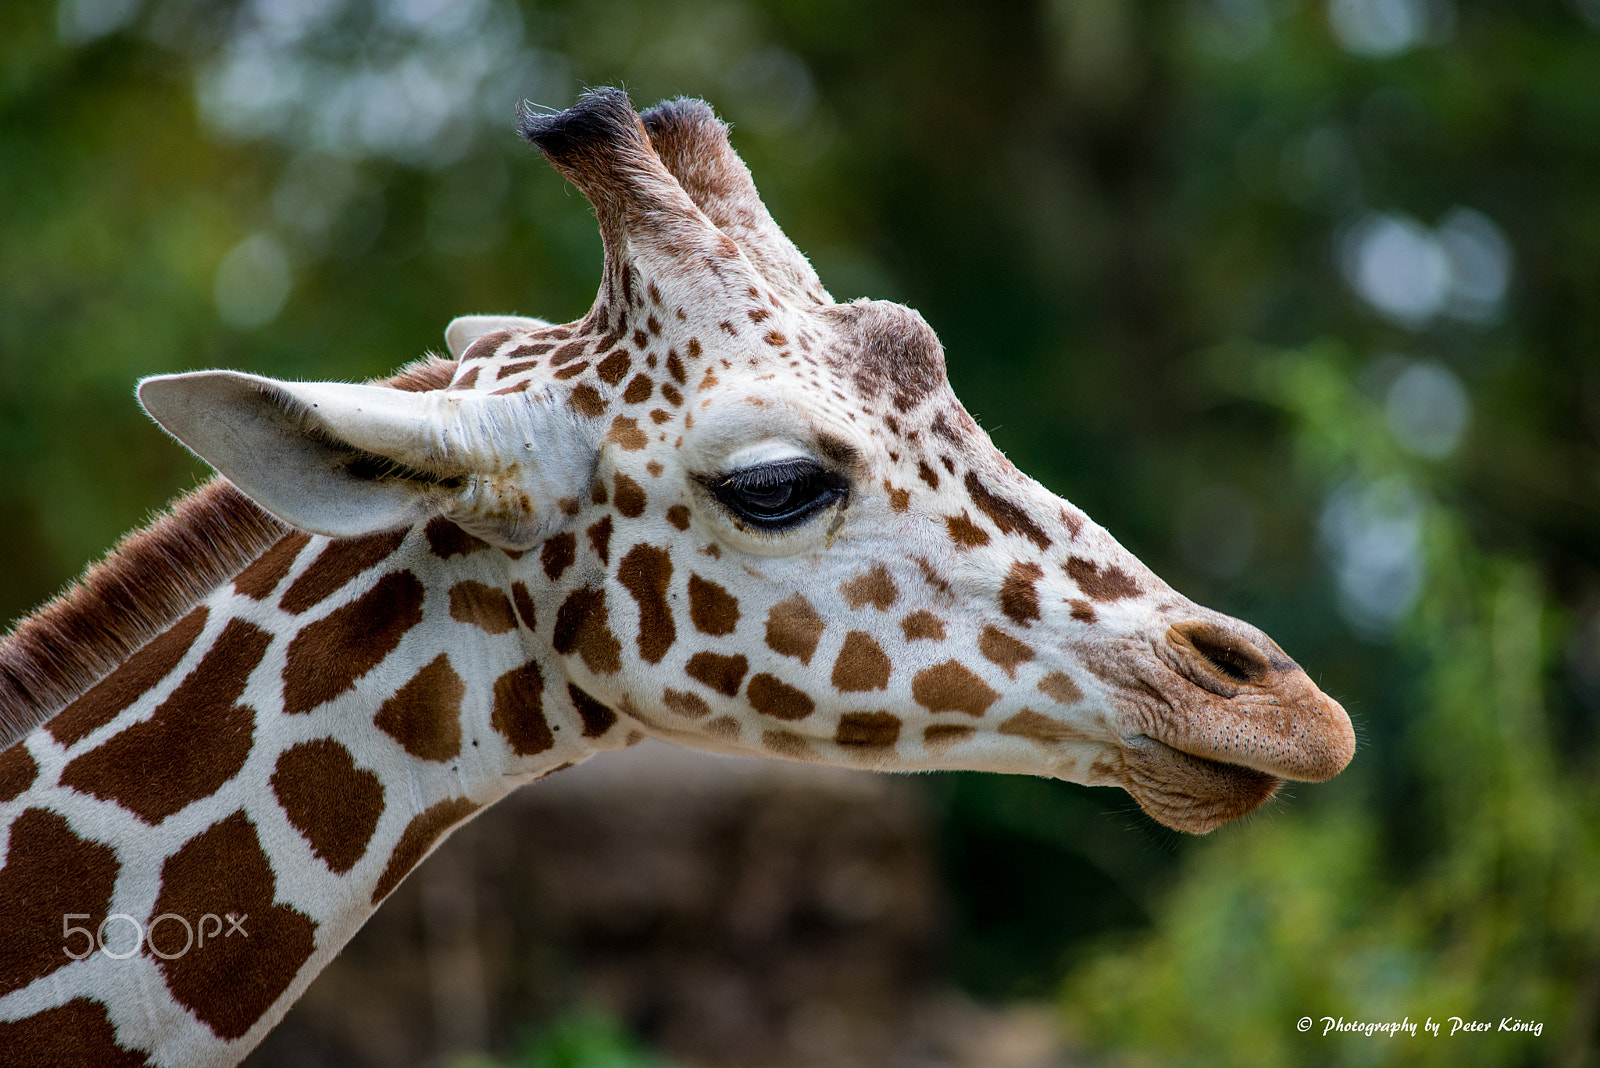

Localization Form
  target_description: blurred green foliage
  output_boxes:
[452,1008,670,1068]
[4,0,1600,1063]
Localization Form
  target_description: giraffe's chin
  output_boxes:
[1114,735,1284,834]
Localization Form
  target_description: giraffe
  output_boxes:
[0,89,1354,1065]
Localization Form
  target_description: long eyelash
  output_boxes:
[719,459,815,491]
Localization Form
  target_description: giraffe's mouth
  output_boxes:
[1114,734,1283,834]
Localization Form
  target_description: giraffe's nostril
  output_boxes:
[1167,621,1272,688]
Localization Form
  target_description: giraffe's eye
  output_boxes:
[710,459,847,531]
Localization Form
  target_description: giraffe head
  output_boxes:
[139,89,1353,833]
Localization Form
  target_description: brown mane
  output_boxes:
[0,355,458,749]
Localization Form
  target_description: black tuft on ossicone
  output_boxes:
[516,87,642,162]
[639,97,721,140]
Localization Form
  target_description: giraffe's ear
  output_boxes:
[444,315,550,359]
[137,371,595,549]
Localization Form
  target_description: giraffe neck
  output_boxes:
[0,520,607,1066]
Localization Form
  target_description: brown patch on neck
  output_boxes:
[372,798,482,904]
[2,355,455,749]
[0,998,152,1066]
[152,811,319,1040]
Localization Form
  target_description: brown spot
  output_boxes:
[746,673,814,721]
[371,797,480,905]
[1038,671,1085,706]
[662,687,711,719]
[765,330,786,346]
[0,743,37,803]
[449,581,517,635]
[492,661,553,755]
[666,351,687,383]
[686,652,748,697]
[591,478,608,505]
[917,461,940,489]
[999,708,1089,745]
[930,409,965,444]
[1065,557,1142,601]
[965,472,1052,550]
[945,511,991,548]
[901,610,946,642]
[762,730,815,761]
[569,384,606,417]
[923,723,976,752]
[666,504,691,530]
[650,408,672,424]
[662,383,684,406]
[48,606,209,747]
[511,581,536,631]
[836,711,901,748]
[153,811,318,1039]
[707,715,739,739]
[1069,599,1097,623]
[618,543,676,664]
[748,307,770,322]
[841,565,899,613]
[688,573,740,636]
[282,571,425,715]
[979,626,1036,678]
[647,460,664,477]
[886,483,910,512]
[558,496,582,516]
[549,338,588,365]
[279,531,408,614]
[912,556,952,598]
[374,654,464,761]
[623,373,653,404]
[1000,560,1045,626]
[912,661,999,717]
[541,531,577,580]
[830,301,947,412]
[60,619,269,824]
[607,415,649,450]
[234,531,311,599]
[613,472,647,517]
[552,586,622,675]
[596,350,631,384]
[765,594,825,665]
[0,808,119,997]
[587,515,613,563]
[453,364,481,390]
[271,738,384,873]
[425,517,491,559]
[831,631,891,692]
[0,998,152,1066]
[567,683,618,738]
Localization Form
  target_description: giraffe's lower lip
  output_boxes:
[1118,734,1283,834]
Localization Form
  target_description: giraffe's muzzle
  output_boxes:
[1095,614,1355,833]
